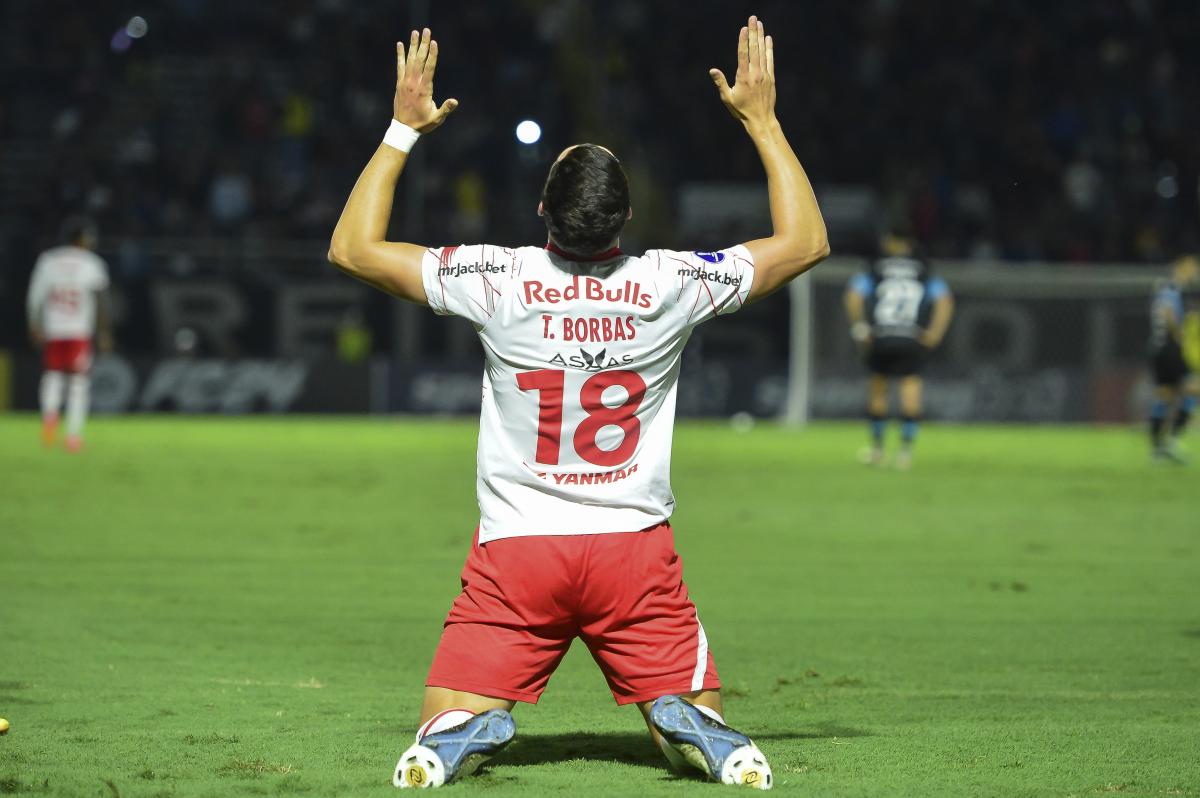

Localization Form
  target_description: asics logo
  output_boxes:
[548,348,635,371]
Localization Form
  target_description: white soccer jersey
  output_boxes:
[26,246,110,340]
[421,243,754,542]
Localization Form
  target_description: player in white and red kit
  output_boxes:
[26,217,113,452]
[329,18,827,790]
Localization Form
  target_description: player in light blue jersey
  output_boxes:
[844,234,954,469]
[1148,256,1200,463]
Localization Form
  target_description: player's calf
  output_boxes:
[393,708,516,789]
[895,415,920,470]
[1172,395,1196,438]
[1149,395,1170,451]
[650,695,772,790]
[39,370,66,447]
[41,414,60,447]
[859,413,886,466]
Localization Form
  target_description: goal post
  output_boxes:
[782,272,814,426]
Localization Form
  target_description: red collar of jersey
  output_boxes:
[545,242,623,262]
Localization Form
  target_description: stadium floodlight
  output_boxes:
[126,16,149,38]
[515,120,542,145]
[112,16,148,52]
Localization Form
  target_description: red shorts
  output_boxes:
[427,522,720,706]
[43,339,92,374]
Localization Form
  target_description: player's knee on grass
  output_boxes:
[638,690,725,772]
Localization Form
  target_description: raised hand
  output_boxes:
[709,16,776,129]
[394,28,458,133]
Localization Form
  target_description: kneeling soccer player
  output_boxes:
[844,233,954,470]
[328,18,828,789]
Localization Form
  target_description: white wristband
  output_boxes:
[383,119,420,153]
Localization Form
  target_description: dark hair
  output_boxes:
[875,227,921,260]
[59,215,98,246]
[541,144,630,257]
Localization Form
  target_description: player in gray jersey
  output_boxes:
[844,234,953,469]
[1147,256,1199,463]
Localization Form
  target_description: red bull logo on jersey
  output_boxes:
[523,276,653,309]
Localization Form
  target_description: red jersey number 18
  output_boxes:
[516,369,646,467]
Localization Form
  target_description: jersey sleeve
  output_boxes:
[420,244,517,327]
[647,246,755,327]
[847,272,874,297]
[926,276,949,300]
[1154,288,1184,319]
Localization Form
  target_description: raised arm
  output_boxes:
[710,16,829,302]
[327,28,458,303]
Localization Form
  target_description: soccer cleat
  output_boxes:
[64,435,84,453]
[650,696,772,790]
[894,449,913,471]
[857,446,885,467]
[393,709,516,789]
[41,416,60,447]
[1152,442,1189,465]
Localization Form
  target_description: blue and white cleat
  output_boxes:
[650,696,772,790]
[393,709,516,789]
[1153,441,1190,465]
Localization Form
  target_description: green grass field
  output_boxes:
[1,415,1197,797]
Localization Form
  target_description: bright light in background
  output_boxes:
[515,120,542,145]
[126,16,149,39]
[1156,175,1179,199]
[111,15,148,52]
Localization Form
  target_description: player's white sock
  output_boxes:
[40,371,65,421]
[693,704,726,725]
[416,708,475,742]
[66,374,91,440]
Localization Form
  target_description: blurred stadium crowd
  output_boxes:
[1,0,1198,265]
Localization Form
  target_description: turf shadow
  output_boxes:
[500,733,663,770]
[499,726,869,770]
